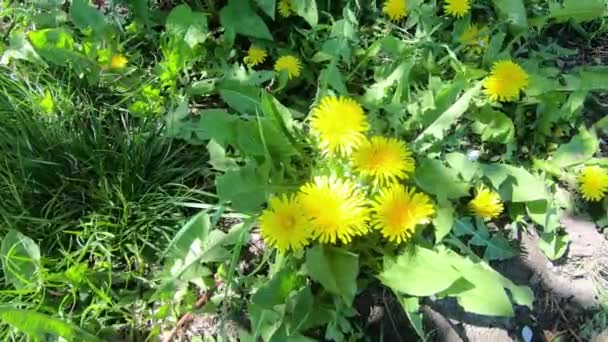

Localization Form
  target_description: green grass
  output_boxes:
[0,66,214,340]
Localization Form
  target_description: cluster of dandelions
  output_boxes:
[259,96,506,253]
[578,166,608,202]
[383,0,471,21]
[260,96,432,253]
[243,45,302,80]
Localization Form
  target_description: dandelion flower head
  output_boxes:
[110,54,128,70]
[298,176,369,244]
[274,55,302,80]
[244,45,267,67]
[310,96,369,155]
[469,186,504,219]
[259,194,312,253]
[351,136,415,185]
[383,0,407,21]
[278,0,295,18]
[444,0,471,18]
[483,60,529,102]
[371,185,435,244]
[578,165,608,202]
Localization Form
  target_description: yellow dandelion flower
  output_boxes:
[578,166,608,202]
[459,25,489,54]
[298,176,369,244]
[351,136,415,185]
[278,0,295,18]
[371,185,435,244]
[274,55,302,80]
[483,60,529,102]
[244,45,267,67]
[444,0,471,18]
[383,0,407,21]
[469,187,504,219]
[110,54,128,70]
[310,96,369,155]
[259,194,313,253]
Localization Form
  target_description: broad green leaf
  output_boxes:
[293,0,318,27]
[453,218,516,261]
[417,80,466,128]
[216,163,269,213]
[288,286,314,332]
[563,67,608,91]
[305,245,359,305]
[362,61,413,105]
[0,32,44,65]
[249,303,282,341]
[320,62,348,94]
[208,139,238,171]
[379,246,462,296]
[433,200,454,242]
[198,109,238,147]
[455,263,516,316]
[256,0,276,19]
[28,29,95,74]
[0,307,102,342]
[538,231,570,260]
[217,80,261,114]
[437,250,533,316]
[414,82,482,150]
[471,107,515,144]
[550,128,597,168]
[397,297,426,341]
[492,0,528,33]
[166,5,208,48]
[1,230,41,290]
[547,0,606,23]
[220,0,273,40]
[481,164,547,202]
[70,0,108,35]
[163,212,230,278]
[445,152,480,182]
[482,32,507,68]
[253,267,300,309]
[414,158,470,200]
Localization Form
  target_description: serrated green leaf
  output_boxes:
[550,127,597,168]
[414,82,481,150]
[481,164,547,202]
[433,200,454,242]
[415,158,471,200]
[0,307,102,342]
[492,0,528,33]
[455,263,516,316]
[453,218,517,261]
[216,163,269,213]
[305,245,358,305]
[293,0,318,27]
[253,267,300,309]
[538,231,570,260]
[397,297,426,341]
[220,0,273,40]
[256,0,276,19]
[217,80,261,114]
[70,0,108,35]
[166,5,208,48]
[548,0,606,23]
[379,246,463,296]
[1,230,41,290]
[198,109,238,147]
[563,67,608,91]
[472,107,515,144]
[445,152,480,182]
